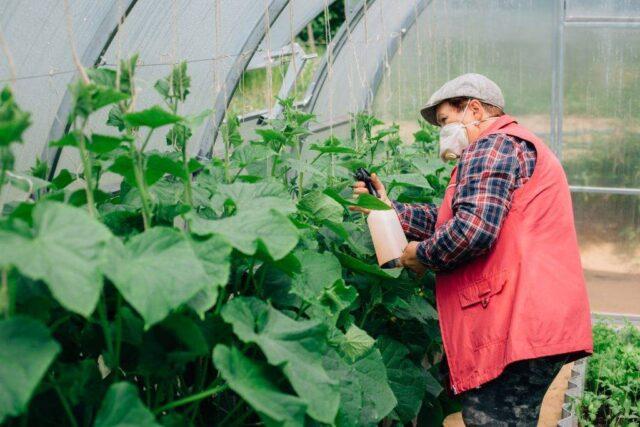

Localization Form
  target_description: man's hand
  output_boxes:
[349,173,392,214]
[400,241,427,278]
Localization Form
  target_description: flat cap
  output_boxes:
[420,73,505,126]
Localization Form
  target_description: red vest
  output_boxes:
[435,115,593,394]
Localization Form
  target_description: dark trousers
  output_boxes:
[458,354,569,426]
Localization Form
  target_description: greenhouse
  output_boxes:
[0,0,638,426]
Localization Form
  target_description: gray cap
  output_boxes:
[420,73,505,126]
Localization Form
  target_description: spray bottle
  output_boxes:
[353,168,408,269]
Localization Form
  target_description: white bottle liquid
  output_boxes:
[367,208,408,269]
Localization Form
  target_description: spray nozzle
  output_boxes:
[353,167,380,198]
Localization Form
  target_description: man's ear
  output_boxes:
[469,99,483,120]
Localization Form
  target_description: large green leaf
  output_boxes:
[221,297,339,424]
[384,293,438,324]
[213,345,306,427]
[382,173,431,190]
[298,190,344,223]
[339,324,375,361]
[94,382,159,427]
[323,188,391,211]
[290,249,342,303]
[186,234,232,317]
[188,209,299,261]
[315,278,357,324]
[322,347,397,427]
[123,106,182,129]
[218,180,296,215]
[335,251,403,279]
[378,336,429,423]
[0,317,60,423]
[103,227,210,328]
[0,202,112,316]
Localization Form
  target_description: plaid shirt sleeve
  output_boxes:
[391,200,438,241]
[415,134,535,272]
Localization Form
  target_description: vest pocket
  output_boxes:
[458,269,508,309]
[457,269,511,349]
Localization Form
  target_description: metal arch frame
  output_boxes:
[42,0,139,181]
[302,0,434,115]
[302,0,373,115]
[196,0,290,160]
[366,0,434,112]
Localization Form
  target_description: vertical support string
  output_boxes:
[0,23,17,88]
[323,0,334,136]
[263,0,274,115]
[414,0,424,121]
[63,0,90,85]
[288,0,298,98]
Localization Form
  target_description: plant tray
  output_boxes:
[557,357,588,427]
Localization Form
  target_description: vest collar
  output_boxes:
[477,114,518,140]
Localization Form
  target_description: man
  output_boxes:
[351,74,593,425]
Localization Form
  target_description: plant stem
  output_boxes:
[296,138,303,200]
[113,293,122,379]
[130,140,153,229]
[1,267,10,318]
[50,373,79,427]
[181,145,194,206]
[154,383,229,414]
[97,292,115,370]
[219,399,246,426]
[77,129,97,218]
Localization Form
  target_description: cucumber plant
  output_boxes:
[0,56,456,426]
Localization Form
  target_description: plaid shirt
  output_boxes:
[391,133,537,272]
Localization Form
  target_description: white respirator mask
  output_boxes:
[438,100,495,162]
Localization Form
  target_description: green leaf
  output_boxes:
[335,251,403,279]
[378,336,429,422]
[186,234,232,317]
[255,128,288,145]
[146,152,188,183]
[317,278,357,323]
[213,345,306,427]
[103,227,210,328]
[290,249,342,304]
[220,114,243,148]
[94,382,159,427]
[221,297,339,423]
[70,81,130,118]
[7,172,50,193]
[231,143,275,168]
[0,87,31,146]
[382,173,431,190]
[218,180,296,215]
[323,188,391,210]
[188,209,299,261]
[340,324,375,361]
[298,191,344,223]
[0,317,61,423]
[0,202,112,316]
[322,347,397,426]
[89,134,126,154]
[123,106,182,129]
[384,293,438,324]
[49,131,82,148]
[309,144,356,155]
